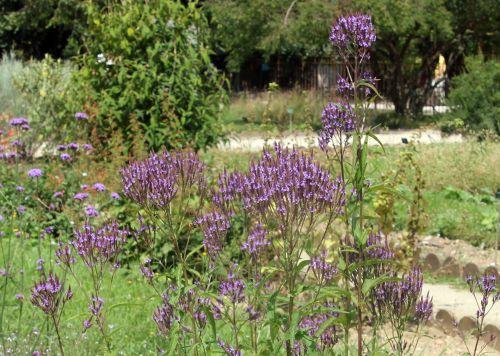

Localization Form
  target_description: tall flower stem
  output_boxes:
[51,314,65,356]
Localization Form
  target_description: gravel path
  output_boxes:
[423,283,500,326]
[218,129,464,152]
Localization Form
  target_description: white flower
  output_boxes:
[97,53,106,63]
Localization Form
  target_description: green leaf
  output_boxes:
[362,275,400,295]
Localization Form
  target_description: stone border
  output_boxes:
[434,309,500,351]
[421,252,498,279]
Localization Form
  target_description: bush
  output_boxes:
[78,0,228,151]
[12,55,83,153]
[447,56,500,135]
[0,53,24,115]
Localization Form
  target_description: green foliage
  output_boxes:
[78,0,228,151]
[0,0,85,59]
[206,0,339,71]
[12,55,83,152]
[447,56,500,135]
[0,52,23,115]
[355,0,454,116]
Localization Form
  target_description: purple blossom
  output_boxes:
[299,303,339,351]
[56,144,67,151]
[88,296,104,317]
[60,153,72,161]
[372,268,430,326]
[9,117,29,127]
[55,242,77,266]
[310,251,338,283]
[81,184,89,190]
[16,185,25,192]
[82,143,93,151]
[68,143,79,151]
[36,258,44,271]
[241,225,270,258]
[153,294,176,336]
[219,144,344,223]
[18,205,26,214]
[31,273,71,315]
[217,338,242,356]
[195,211,230,257]
[415,292,433,322]
[219,266,246,304]
[83,319,92,330]
[72,221,128,268]
[140,259,154,284]
[85,205,99,218]
[329,14,376,53]
[318,102,356,151]
[0,215,3,222]
[466,273,499,318]
[92,183,105,192]
[73,192,89,201]
[121,150,205,209]
[15,293,24,301]
[28,168,43,178]
[53,191,64,198]
[75,112,88,120]
[110,192,120,200]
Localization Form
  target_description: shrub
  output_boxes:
[78,0,228,151]
[447,56,500,135]
[12,55,83,153]
[0,53,24,115]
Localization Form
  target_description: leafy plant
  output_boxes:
[447,56,500,135]
[12,55,83,153]
[78,0,228,151]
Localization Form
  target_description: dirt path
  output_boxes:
[218,129,464,152]
[423,283,500,326]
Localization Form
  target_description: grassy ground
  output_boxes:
[222,90,444,134]
[1,238,157,355]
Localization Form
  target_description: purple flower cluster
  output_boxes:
[72,221,128,268]
[329,14,376,52]
[415,292,433,322]
[31,273,72,315]
[217,338,242,356]
[373,268,432,324]
[73,192,89,201]
[299,303,339,351]
[140,258,154,284]
[310,251,338,283]
[9,117,29,127]
[318,102,356,151]
[75,112,88,120]
[93,183,105,192]
[336,72,376,98]
[153,293,176,336]
[60,153,72,162]
[219,267,246,304]
[55,242,77,266]
[85,205,99,218]
[216,144,344,223]
[195,211,230,257]
[241,225,270,258]
[121,150,205,209]
[466,273,499,318]
[366,232,394,260]
[27,168,43,178]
